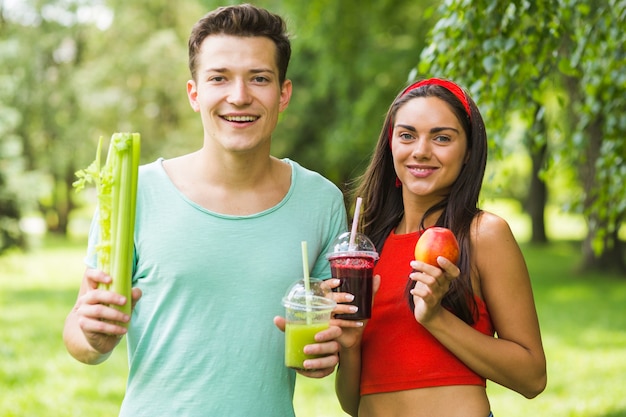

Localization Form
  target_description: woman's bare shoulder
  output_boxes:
[470,210,515,244]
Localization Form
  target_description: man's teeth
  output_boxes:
[224,115,257,122]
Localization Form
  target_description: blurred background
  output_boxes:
[1,0,625,416]
[1,0,624,268]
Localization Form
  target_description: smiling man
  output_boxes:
[63,5,348,416]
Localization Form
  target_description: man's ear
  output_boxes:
[279,79,293,113]
[187,79,200,112]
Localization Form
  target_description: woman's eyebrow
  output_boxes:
[430,126,460,134]
[396,124,416,132]
[396,124,460,134]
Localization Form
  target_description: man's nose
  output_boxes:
[227,80,252,106]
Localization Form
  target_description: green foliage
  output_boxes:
[75,0,204,158]
[1,0,622,268]
[0,0,444,239]
[416,0,626,264]
[0,0,204,236]
[265,0,441,188]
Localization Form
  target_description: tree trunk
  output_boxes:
[526,137,548,244]
[561,75,624,274]
[44,164,75,236]
[523,104,548,244]
[581,213,626,274]
[0,170,24,253]
[579,117,626,273]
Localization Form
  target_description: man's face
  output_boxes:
[187,34,292,154]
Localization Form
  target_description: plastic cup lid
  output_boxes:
[326,231,379,260]
[282,278,336,310]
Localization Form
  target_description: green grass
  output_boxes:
[0,237,129,417]
[2,236,626,417]
[484,242,626,417]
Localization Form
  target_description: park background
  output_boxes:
[1,0,624,416]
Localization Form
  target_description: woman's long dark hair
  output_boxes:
[351,80,487,324]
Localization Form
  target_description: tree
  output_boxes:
[1,0,98,234]
[256,0,440,191]
[0,0,204,238]
[2,0,443,241]
[416,0,625,272]
[0,134,23,253]
[1,3,29,250]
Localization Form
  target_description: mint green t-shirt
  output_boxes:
[86,158,347,416]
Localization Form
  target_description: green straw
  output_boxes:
[301,241,312,324]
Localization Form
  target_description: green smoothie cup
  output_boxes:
[282,278,336,370]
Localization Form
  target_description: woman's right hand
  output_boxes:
[328,275,380,349]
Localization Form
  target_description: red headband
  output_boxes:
[388,78,471,146]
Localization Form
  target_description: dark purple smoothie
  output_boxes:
[330,255,376,320]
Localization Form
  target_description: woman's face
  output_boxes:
[390,96,468,201]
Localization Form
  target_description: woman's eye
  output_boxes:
[399,132,413,140]
[435,135,451,143]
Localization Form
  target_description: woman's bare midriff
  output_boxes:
[358,385,490,417]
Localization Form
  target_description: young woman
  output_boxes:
[335,78,547,417]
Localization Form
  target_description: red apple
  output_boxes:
[414,227,460,267]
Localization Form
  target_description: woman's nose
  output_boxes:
[411,137,431,159]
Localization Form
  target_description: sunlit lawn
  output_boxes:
[2,229,625,416]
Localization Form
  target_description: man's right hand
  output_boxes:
[63,268,141,364]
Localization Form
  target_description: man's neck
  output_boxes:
[163,149,291,215]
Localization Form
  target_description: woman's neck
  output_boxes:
[396,210,443,235]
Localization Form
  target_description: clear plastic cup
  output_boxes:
[326,232,378,320]
[282,278,336,370]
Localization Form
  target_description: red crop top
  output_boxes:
[360,229,494,395]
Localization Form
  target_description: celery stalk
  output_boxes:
[74,132,141,326]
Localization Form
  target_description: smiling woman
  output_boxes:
[334,79,546,417]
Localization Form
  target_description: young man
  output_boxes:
[63,5,348,416]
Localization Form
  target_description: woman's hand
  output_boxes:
[328,276,381,350]
[408,257,459,324]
